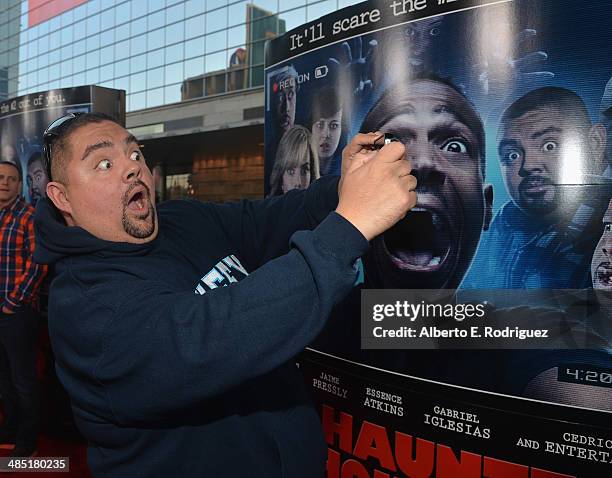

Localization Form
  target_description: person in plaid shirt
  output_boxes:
[0,160,47,457]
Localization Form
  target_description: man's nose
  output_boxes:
[122,158,142,183]
[406,142,445,187]
[519,152,545,177]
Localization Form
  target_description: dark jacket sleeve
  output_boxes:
[205,175,340,268]
[94,212,367,426]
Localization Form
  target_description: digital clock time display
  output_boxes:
[558,364,612,389]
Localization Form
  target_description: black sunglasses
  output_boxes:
[42,112,82,181]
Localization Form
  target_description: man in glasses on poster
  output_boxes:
[34,112,417,477]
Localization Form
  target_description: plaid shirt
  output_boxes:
[0,196,47,313]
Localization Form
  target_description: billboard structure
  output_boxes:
[265,0,612,475]
[0,86,125,206]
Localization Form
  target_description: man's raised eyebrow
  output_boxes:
[498,139,522,155]
[81,140,113,162]
[124,134,139,146]
[532,126,562,140]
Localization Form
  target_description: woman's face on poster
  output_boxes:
[281,157,310,193]
[312,109,342,159]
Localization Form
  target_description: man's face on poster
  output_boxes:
[27,157,49,206]
[498,105,592,218]
[275,82,297,134]
[404,17,443,64]
[361,79,491,289]
[311,109,342,160]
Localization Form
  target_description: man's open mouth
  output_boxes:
[126,186,149,214]
[381,207,451,271]
[595,263,612,288]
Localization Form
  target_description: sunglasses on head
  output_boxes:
[42,112,83,181]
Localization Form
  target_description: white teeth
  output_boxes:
[412,207,426,212]
[429,256,441,266]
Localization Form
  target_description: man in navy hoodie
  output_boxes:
[34,112,417,477]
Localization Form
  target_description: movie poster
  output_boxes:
[265,0,611,475]
[0,86,125,206]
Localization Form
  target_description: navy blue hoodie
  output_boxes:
[34,176,368,478]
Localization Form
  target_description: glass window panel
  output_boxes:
[205,30,225,54]
[256,0,278,14]
[28,58,39,72]
[184,37,205,58]
[60,44,73,62]
[38,19,49,36]
[28,40,38,58]
[146,0,165,14]
[48,16,60,33]
[307,0,335,22]
[147,29,164,50]
[100,45,114,65]
[100,28,114,47]
[184,57,204,78]
[86,33,101,51]
[116,23,130,42]
[227,24,246,48]
[87,13,101,35]
[115,2,130,25]
[165,62,183,85]
[147,50,164,69]
[114,75,129,92]
[279,7,305,31]
[74,19,86,39]
[73,72,86,86]
[73,39,86,56]
[206,0,226,12]
[131,54,147,73]
[165,43,183,64]
[166,3,184,24]
[131,71,147,92]
[73,54,86,73]
[87,0,102,15]
[339,0,360,7]
[130,17,147,38]
[101,7,114,30]
[146,87,164,108]
[167,0,183,7]
[114,59,129,77]
[100,64,114,81]
[205,51,225,72]
[48,49,60,66]
[165,22,184,45]
[250,64,264,87]
[278,0,303,12]
[37,68,49,85]
[115,39,130,60]
[147,67,164,89]
[130,91,146,111]
[165,84,181,104]
[49,64,60,81]
[186,0,205,17]
[61,59,73,77]
[148,10,164,31]
[61,25,73,46]
[86,51,99,70]
[49,31,60,50]
[206,8,227,33]
[131,35,147,56]
[228,1,247,27]
[74,3,87,21]
[86,68,99,84]
[99,80,114,89]
[185,14,205,39]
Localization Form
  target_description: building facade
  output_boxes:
[0,0,360,200]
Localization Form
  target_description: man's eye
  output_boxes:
[430,27,440,36]
[504,149,521,163]
[542,141,557,153]
[286,168,295,176]
[605,223,612,232]
[130,151,142,161]
[330,122,339,130]
[441,139,468,154]
[96,159,112,170]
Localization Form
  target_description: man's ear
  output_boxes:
[588,123,607,172]
[46,181,73,218]
[483,184,493,231]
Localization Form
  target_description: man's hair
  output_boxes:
[360,73,486,177]
[50,112,121,184]
[501,87,592,131]
[0,159,22,181]
[27,151,43,169]
[309,86,343,123]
